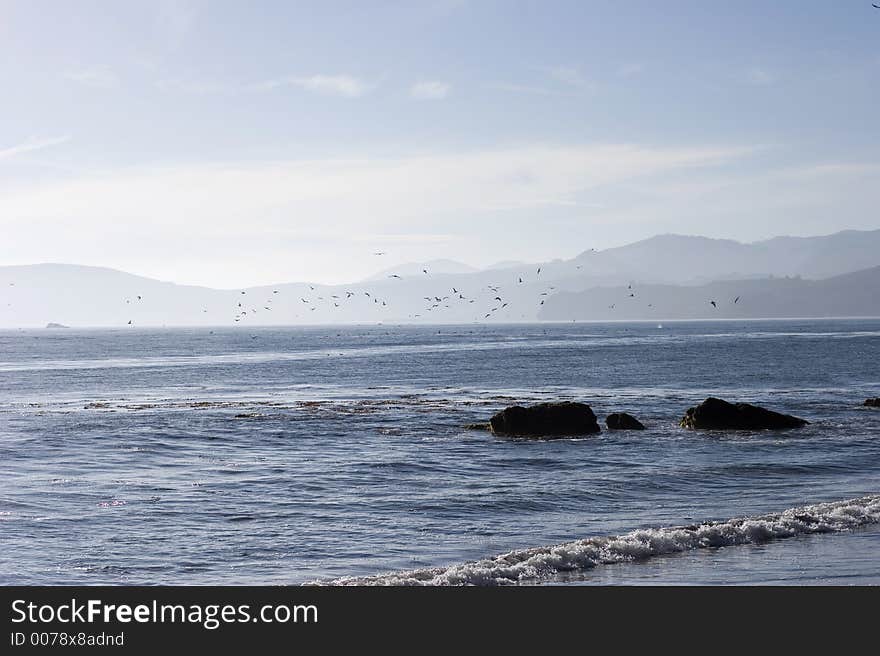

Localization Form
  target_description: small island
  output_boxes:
[45,323,69,329]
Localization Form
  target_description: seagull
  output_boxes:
[734,296,740,304]
[710,300,717,308]
[423,269,428,274]
[389,274,401,279]
[127,320,132,325]
[518,277,523,284]
[373,252,386,256]
[137,295,142,300]
[537,268,541,275]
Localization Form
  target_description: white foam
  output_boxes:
[325,494,880,586]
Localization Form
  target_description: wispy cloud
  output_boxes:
[156,0,198,49]
[542,66,591,89]
[0,136,71,161]
[0,143,789,286]
[617,63,646,77]
[155,78,233,94]
[251,74,372,97]
[410,80,451,100]
[65,67,118,88]
[155,74,373,97]
[746,68,776,86]
[487,82,556,96]
[492,66,594,96]
[0,143,756,233]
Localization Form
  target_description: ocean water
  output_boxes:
[0,319,878,585]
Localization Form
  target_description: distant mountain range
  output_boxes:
[540,266,880,321]
[1,228,878,327]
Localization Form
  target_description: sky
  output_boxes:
[1,0,878,288]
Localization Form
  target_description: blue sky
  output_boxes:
[1,0,878,287]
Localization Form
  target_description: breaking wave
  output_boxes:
[326,494,880,586]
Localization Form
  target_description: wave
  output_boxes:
[2,328,878,373]
[325,494,880,586]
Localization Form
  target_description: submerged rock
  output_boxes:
[864,398,880,408]
[605,412,646,430]
[464,422,492,431]
[489,401,600,437]
[680,397,808,430]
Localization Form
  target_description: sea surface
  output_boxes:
[1,319,878,585]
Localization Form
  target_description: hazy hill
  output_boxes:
[365,258,478,281]
[540,266,880,321]
[1,229,877,327]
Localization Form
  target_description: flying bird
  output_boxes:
[734,296,740,304]
[710,300,717,308]
[389,274,401,279]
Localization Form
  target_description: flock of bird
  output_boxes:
[118,251,738,328]
[4,252,743,327]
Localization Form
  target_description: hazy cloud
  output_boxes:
[487,82,556,96]
[252,74,371,97]
[410,81,451,100]
[541,66,592,90]
[746,68,776,86]
[65,67,118,88]
[617,63,646,77]
[156,0,198,48]
[0,136,71,160]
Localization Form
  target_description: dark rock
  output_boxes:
[605,412,646,430]
[464,422,492,431]
[680,397,808,430]
[864,398,880,407]
[489,401,600,437]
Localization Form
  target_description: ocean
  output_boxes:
[1,319,878,585]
